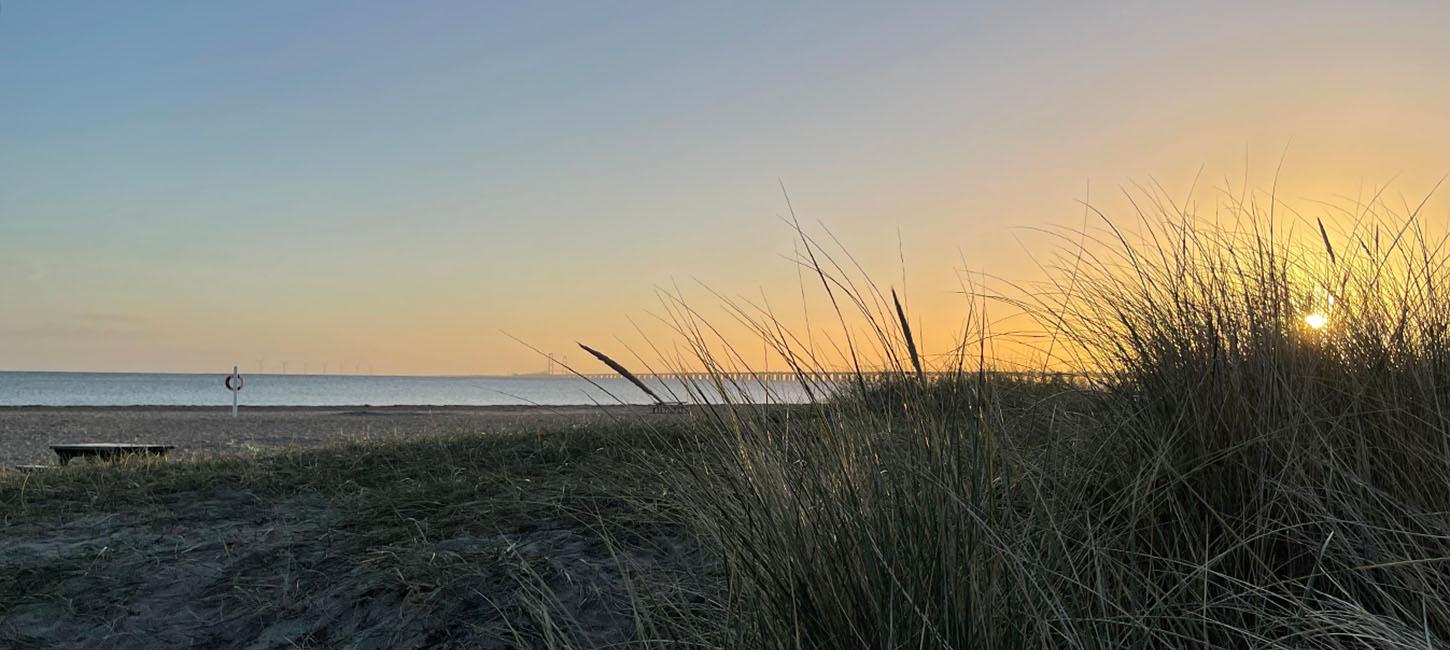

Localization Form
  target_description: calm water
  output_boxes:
[0,372,809,407]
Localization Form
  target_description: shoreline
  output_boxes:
[0,404,660,468]
[0,403,637,413]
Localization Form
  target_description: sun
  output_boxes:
[1304,313,1329,330]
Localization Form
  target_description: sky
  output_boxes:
[5,1,1450,375]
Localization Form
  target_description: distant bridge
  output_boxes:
[574,370,1094,383]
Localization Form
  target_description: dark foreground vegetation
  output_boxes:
[0,424,709,648]
[8,193,1450,648]
[637,194,1450,649]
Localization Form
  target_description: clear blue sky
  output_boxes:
[5,2,1450,373]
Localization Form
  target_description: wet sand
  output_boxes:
[0,404,656,468]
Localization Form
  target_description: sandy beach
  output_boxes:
[0,408,700,647]
[0,404,657,468]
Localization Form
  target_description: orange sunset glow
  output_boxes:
[5,3,1450,375]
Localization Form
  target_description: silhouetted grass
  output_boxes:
[557,189,1450,648]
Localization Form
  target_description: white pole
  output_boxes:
[232,365,239,418]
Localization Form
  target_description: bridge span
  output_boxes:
[575,370,1092,383]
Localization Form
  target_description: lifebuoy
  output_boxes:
[225,374,244,391]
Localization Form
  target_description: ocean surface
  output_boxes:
[0,372,811,407]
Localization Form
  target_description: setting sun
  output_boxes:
[1305,313,1329,330]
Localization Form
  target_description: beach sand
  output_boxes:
[0,404,657,468]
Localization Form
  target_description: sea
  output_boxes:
[0,371,811,407]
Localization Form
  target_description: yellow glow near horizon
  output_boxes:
[6,4,1450,374]
[1305,313,1329,331]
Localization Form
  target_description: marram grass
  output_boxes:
[539,191,1450,648]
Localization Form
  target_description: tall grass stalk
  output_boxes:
[597,188,1450,648]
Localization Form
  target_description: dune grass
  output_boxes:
[579,190,1450,648]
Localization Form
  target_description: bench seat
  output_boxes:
[51,443,175,465]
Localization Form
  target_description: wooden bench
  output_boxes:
[651,401,688,414]
[51,444,175,465]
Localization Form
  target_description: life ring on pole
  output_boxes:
[225,374,244,391]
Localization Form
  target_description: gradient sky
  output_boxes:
[5,2,1450,375]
